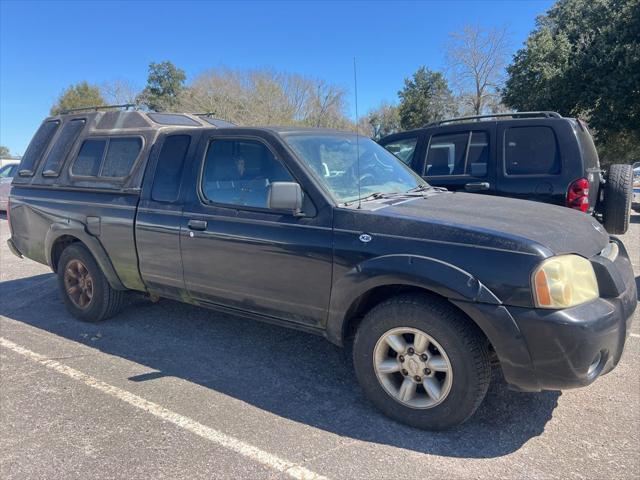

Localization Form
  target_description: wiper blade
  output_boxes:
[406,184,432,193]
[343,192,386,206]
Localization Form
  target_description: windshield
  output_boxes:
[283,134,428,204]
[0,164,18,178]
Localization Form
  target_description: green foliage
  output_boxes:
[503,0,640,164]
[398,67,456,130]
[139,61,186,112]
[50,81,105,115]
[364,102,401,139]
[0,145,10,157]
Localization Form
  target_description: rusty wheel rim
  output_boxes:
[64,259,94,309]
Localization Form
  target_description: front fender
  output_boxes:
[44,221,126,291]
[325,254,500,345]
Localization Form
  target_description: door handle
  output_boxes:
[188,219,208,231]
[465,182,490,191]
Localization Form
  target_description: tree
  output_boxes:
[503,0,640,164]
[445,25,511,115]
[397,67,456,129]
[179,67,350,128]
[139,61,186,112]
[100,79,139,105]
[50,81,105,115]
[364,102,401,139]
[0,146,10,158]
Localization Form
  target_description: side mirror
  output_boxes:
[268,182,303,215]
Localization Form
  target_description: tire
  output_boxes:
[353,294,491,430]
[57,243,126,322]
[602,164,633,234]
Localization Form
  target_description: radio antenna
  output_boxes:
[353,57,361,209]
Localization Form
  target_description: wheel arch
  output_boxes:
[45,222,127,291]
[325,254,501,346]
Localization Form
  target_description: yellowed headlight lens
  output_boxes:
[532,255,599,308]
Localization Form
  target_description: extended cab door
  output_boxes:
[179,131,333,329]
[136,133,199,299]
[418,124,496,194]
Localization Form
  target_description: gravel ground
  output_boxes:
[1,211,638,480]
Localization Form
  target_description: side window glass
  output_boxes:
[101,138,142,177]
[425,133,468,176]
[41,119,86,176]
[505,126,559,175]
[466,132,489,177]
[382,137,418,165]
[18,120,60,176]
[73,139,106,176]
[151,135,191,202]
[201,139,293,208]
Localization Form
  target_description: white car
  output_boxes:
[0,162,19,211]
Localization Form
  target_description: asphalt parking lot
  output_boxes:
[1,211,639,480]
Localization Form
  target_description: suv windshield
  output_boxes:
[283,134,428,204]
[0,164,18,178]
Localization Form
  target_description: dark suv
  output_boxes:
[379,112,634,234]
[7,109,637,429]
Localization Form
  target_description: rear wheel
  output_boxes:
[353,294,491,430]
[57,243,125,322]
[602,164,633,234]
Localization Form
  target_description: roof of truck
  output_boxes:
[46,109,353,136]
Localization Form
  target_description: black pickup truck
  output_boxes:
[7,110,637,429]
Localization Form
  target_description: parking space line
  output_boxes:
[0,337,328,480]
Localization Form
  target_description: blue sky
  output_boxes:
[0,0,554,155]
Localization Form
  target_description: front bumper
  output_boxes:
[454,239,637,392]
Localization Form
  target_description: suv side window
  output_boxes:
[201,138,293,209]
[71,137,142,178]
[504,126,559,175]
[41,119,86,177]
[151,135,191,202]
[425,131,488,177]
[383,137,418,166]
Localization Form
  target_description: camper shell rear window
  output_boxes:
[18,120,61,176]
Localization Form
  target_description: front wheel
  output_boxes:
[353,294,491,429]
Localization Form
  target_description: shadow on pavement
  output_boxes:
[0,273,560,459]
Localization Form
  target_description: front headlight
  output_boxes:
[532,255,599,309]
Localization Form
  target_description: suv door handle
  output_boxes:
[465,182,490,191]
[188,219,208,231]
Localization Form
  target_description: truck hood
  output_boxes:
[356,192,609,257]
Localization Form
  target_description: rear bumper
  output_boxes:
[454,240,637,392]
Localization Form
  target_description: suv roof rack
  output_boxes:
[59,103,138,115]
[423,111,562,127]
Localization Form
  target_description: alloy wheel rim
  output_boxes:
[64,259,94,309]
[373,327,453,409]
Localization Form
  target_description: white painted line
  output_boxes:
[0,337,327,480]
[630,333,640,339]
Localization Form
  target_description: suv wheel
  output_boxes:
[353,294,491,430]
[57,243,125,322]
[602,164,633,234]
